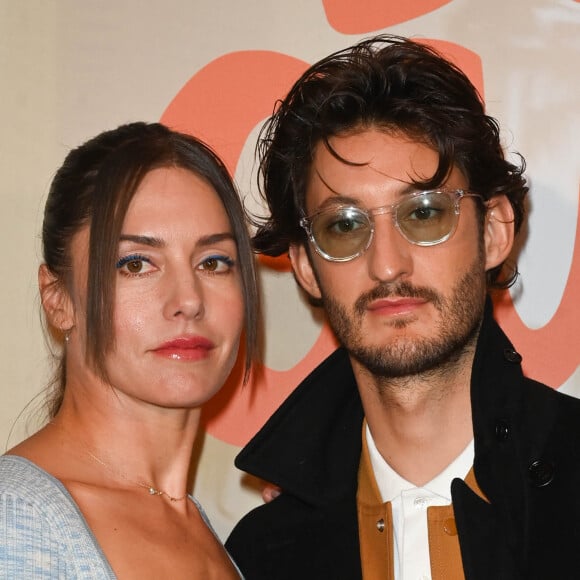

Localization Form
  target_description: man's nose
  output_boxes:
[366,214,413,283]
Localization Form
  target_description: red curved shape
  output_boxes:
[322,0,453,34]
[201,322,339,446]
[161,41,580,446]
[419,40,484,95]
[494,188,580,387]
[161,52,323,446]
[161,51,308,176]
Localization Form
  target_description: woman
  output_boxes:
[0,122,258,578]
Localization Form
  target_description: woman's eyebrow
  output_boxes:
[119,232,235,248]
[119,234,164,247]
[197,232,236,247]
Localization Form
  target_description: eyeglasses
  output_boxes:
[300,189,482,262]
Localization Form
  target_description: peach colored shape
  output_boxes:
[161,52,327,446]
[202,317,339,446]
[322,0,453,34]
[160,43,484,447]
[418,40,484,95]
[161,51,307,177]
[161,43,578,447]
[493,187,580,387]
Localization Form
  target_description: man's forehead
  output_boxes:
[306,131,441,199]
[310,131,439,181]
[308,165,420,203]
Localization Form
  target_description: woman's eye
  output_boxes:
[116,255,155,275]
[126,259,144,273]
[199,255,235,273]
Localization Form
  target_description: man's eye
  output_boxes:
[400,198,449,223]
[409,206,441,221]
[330,218,364,234]
[325,210,368,236]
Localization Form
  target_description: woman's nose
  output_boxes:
[162,269,204,321]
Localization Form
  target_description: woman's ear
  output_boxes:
[484,195,515,271]
[288,243,322,300]
[38,264,75,332]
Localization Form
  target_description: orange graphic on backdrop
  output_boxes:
[160,41,580,447]
[493,187,580,387]
[322,0,453,33]
[162,43,580,446]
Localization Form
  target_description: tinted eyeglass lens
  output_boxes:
[396,191,456,245]
[309,191,460,260]
[311,207,371,260]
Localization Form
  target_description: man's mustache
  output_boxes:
[354,282,443,316]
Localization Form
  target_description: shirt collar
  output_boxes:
[365,422,474,503]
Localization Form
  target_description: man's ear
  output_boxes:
[38,264,75,332]
[288,243,322,300]
[483,195,515,271]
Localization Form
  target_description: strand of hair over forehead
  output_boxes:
[254,36,465,253]
[253,35,527,286]
[260,36,483,204]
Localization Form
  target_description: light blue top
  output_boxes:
[0,454,242,578]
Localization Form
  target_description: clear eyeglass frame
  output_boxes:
[299,189,483,262]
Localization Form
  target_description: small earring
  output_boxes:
[63,326,73,343]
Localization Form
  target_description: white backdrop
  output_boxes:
[1,0,578,540]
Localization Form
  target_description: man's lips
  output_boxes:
[366,297,427,315]
[152,337,215,361]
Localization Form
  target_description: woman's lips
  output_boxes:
[152,337,215,361]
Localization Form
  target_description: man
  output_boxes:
[226,35,580,579]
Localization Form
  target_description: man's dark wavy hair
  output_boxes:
[253,34,528,289]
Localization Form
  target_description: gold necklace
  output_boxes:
[86,450,188,502]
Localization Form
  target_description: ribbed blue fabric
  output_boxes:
[0,455,116,578]
[0,455,243,579]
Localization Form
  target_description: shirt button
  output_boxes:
[443,517,458,535]
[413,496,428,508]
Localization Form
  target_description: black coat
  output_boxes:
[226,304,580,579]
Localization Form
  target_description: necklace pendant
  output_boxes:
[148,487,159,496]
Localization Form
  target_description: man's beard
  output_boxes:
[320,257,486,379]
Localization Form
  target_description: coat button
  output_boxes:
[376,518,385,532]
[443,517,458,535]
[503,348,522,363]
[528,459,555,487]
[495,420,510,442]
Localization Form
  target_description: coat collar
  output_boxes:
[235,346,364,507]
[236,298,532,507]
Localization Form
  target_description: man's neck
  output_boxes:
[352,345,475,487]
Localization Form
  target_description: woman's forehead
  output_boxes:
[121,167,233,238]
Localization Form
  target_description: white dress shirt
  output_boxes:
[365,424,474,580]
